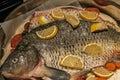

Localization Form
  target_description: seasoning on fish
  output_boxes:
[38,15,49,25]
[60,55,84,69]
[79,11,98,21]
[51,9,64,20]
[92,67,114,78]
[90,22,108,33]
[65,14,80,28]
[36,25,58,39]
[83,43,103,56]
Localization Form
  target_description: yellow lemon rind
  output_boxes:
[38,16,49,25]
[92,67,114,78]
[86,75,96,80]
[36,25,58,40]
[60,55,84,70]
[90,22,108,33]
[83,43,103,56]
[65,14,80,28]
[79,11,98,21]
[51,10,64,20]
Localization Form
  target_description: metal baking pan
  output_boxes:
[0,0,120,80]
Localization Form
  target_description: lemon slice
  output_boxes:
[38,15,49,25]
[87,73,95,77]
[51,10,64,20]
[65,14,80,28]
[92,67,114,78]
[90,22,108,32]
[86,75,96,80]
[83,43,103,56]
[36,25,58,40]
[60,55,84,69]
[80,11,98,21]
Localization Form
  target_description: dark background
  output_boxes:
[0,0,23,22]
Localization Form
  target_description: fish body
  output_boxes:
[30,20,120,71]
[0,19,120,80]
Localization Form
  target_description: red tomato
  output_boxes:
[85,8,100,15]
[76,76,83,80]
[96,77,107,80]
[115,62,120,69]
[93,0,111,6]
[24,22,30,31]
[11,34,23,48]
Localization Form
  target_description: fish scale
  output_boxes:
[29,20,120,72]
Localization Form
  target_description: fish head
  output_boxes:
[0,45,40,79]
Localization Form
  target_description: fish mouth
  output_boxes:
[1,57,42,80]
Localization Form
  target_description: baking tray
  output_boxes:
[0,0,120,80]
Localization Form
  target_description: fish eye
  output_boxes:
[12,58,18,63]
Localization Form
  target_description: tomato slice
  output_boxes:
[96,77,107,80]
[11,34,23,49]
[76,76,83,80]
[93,0,111,6]
[85,8,100,15]
[24,22,30,31]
